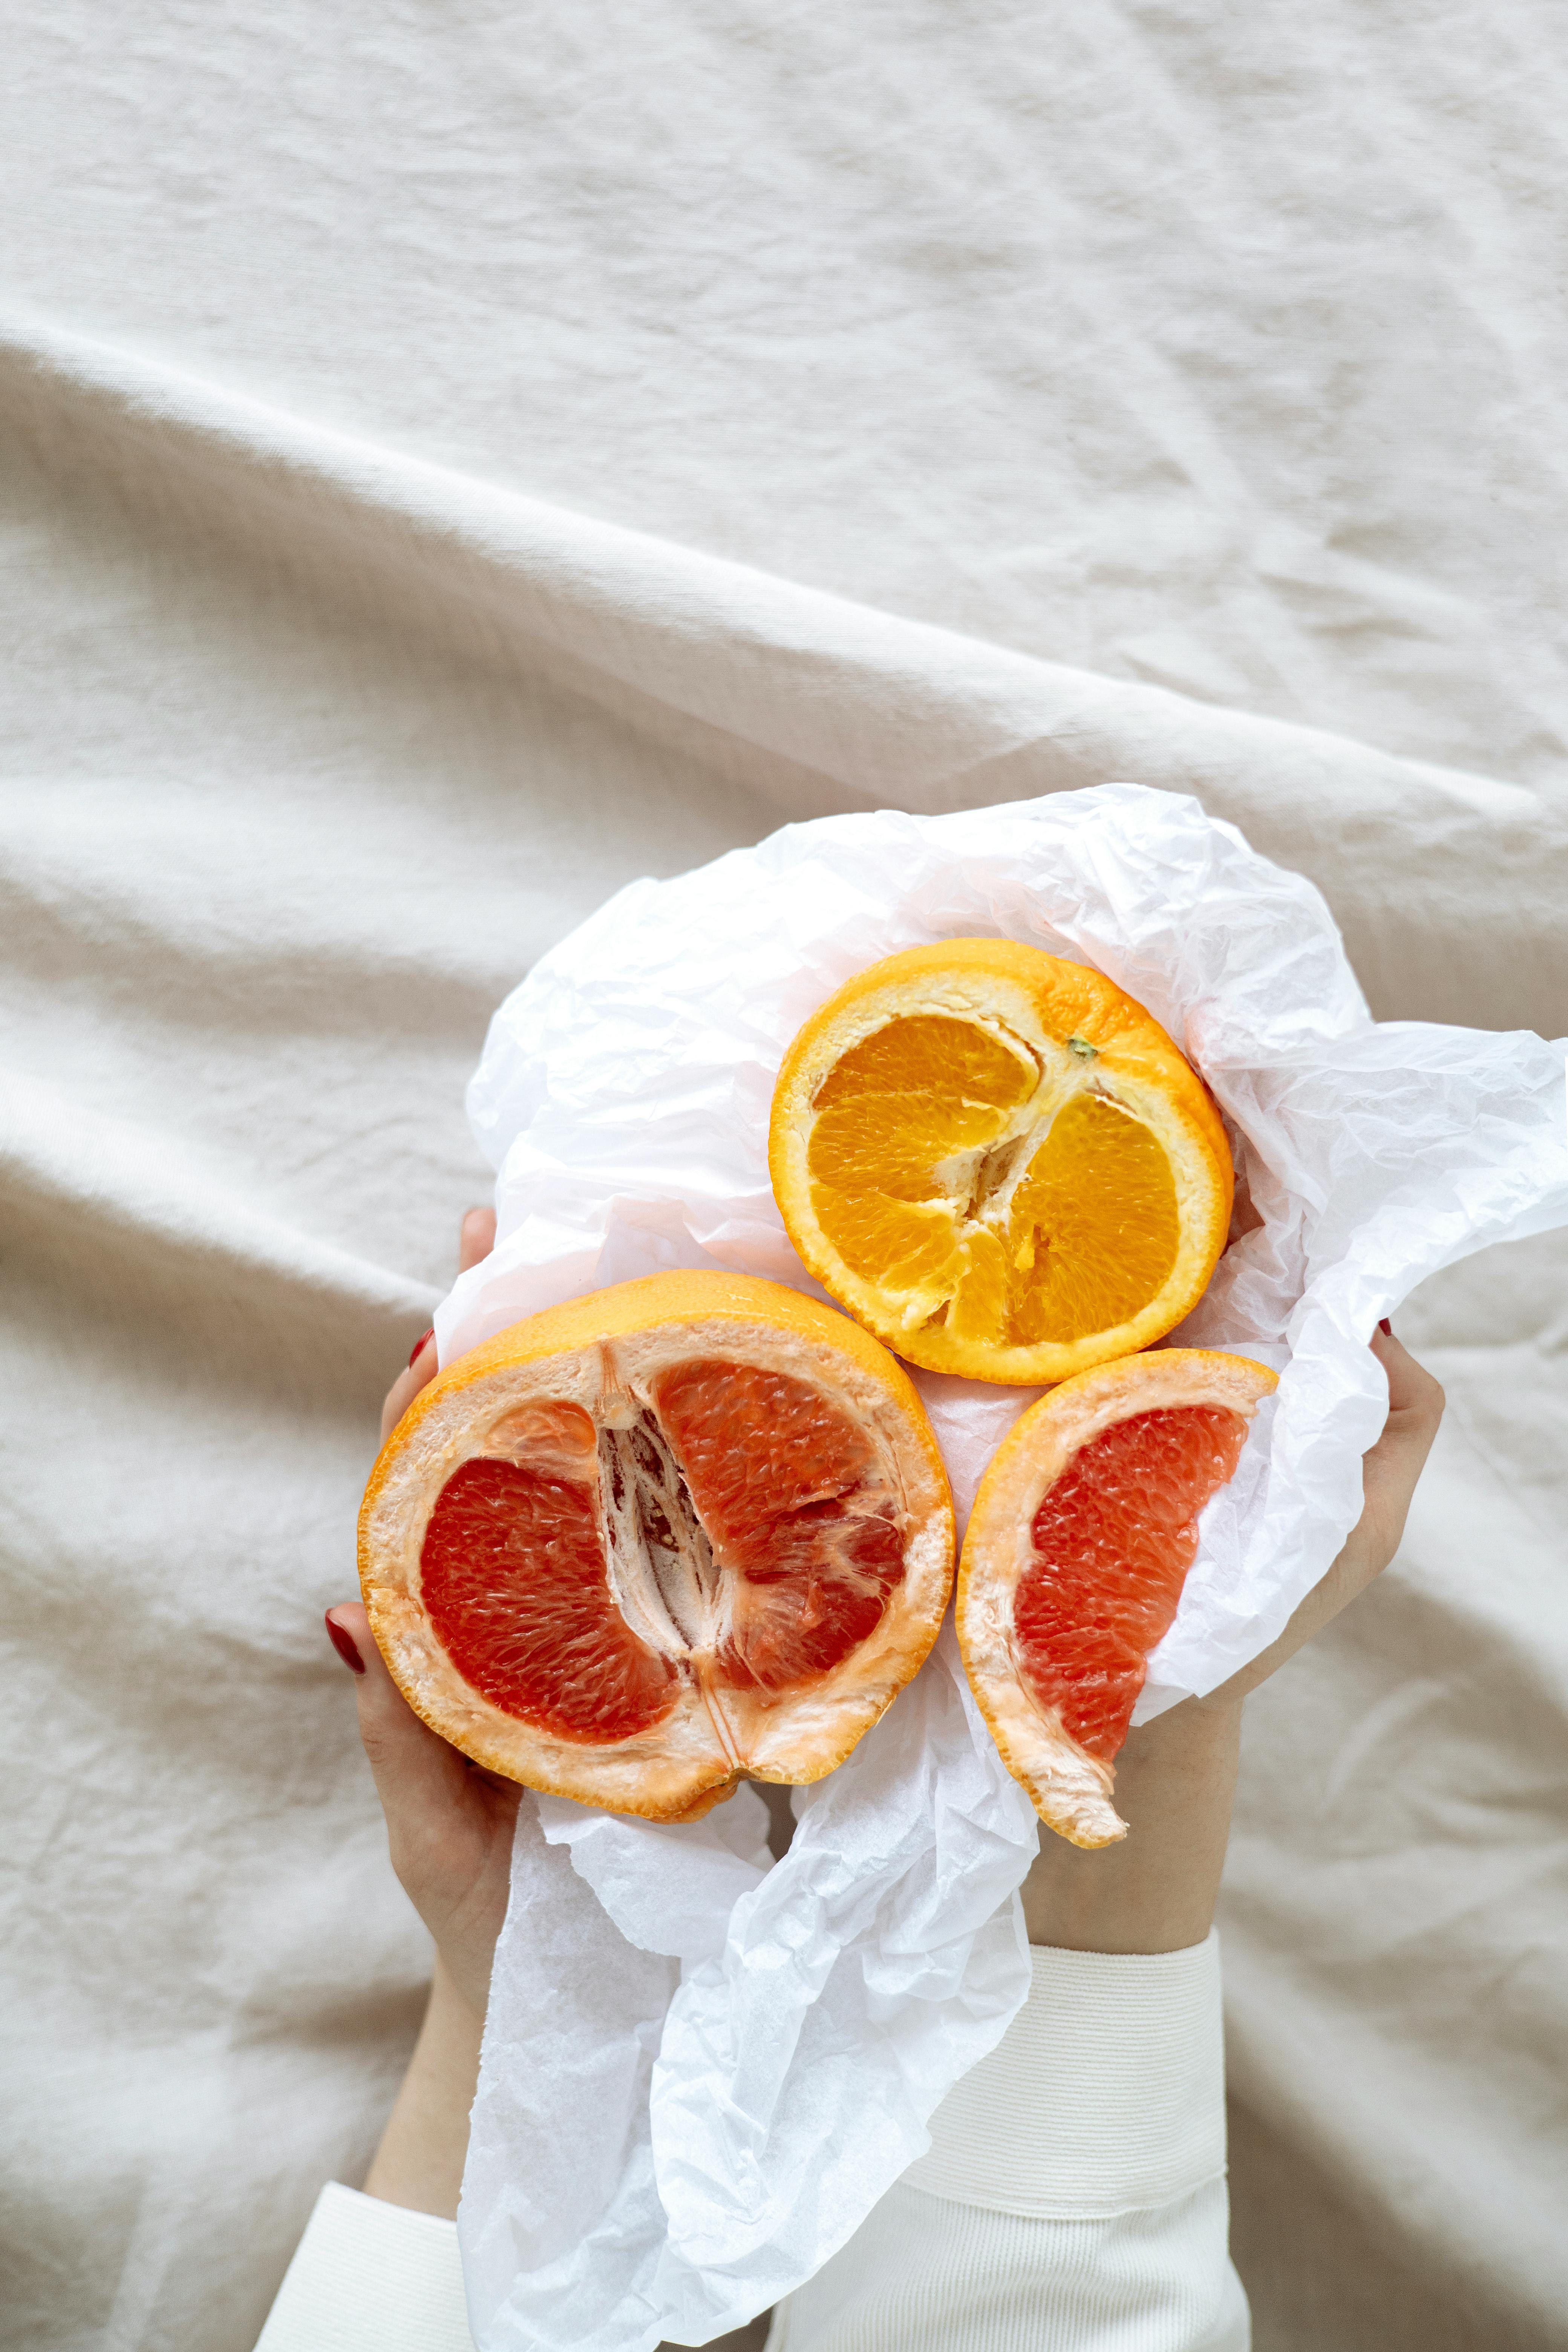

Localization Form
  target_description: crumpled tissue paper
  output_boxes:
[442,784,1568,2350]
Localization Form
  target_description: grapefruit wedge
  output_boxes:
[769,940,1234,1385]
[957,1348,1277,1847]
[358,1272,955,1820]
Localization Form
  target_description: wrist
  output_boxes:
[362,1956,485,2220]
[1020,1692,1243,1956]
[426,1919,499,2022]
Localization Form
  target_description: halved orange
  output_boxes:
[769,941,1234,1385]
[957,1348,1277,1847]
[358,1271,954,1821]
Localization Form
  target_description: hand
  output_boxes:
[1213,1324,1446,1704]
[325,1206,514,2215]
[328,1204,511,2014]
[1021,1325,1445,1955]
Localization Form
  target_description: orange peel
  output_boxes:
[769,940,1234,1385]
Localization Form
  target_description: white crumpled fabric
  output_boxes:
[445,783,1568,2350]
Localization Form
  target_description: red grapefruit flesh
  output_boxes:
[420,1457,680,1742]
[360,1272,954,1820]
[1014,1405,1249,1762]
[957,1349,1277,1847]
[655,1360,908,1694]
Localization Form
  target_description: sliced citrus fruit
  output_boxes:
[957,1348,1277,1847]
[358,1271,954,1821]
[769,940,1234,1384]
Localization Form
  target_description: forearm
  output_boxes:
[1021,1692,1242,1954]
[363,1956,485,2220]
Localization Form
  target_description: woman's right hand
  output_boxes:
[325,1596,521,2021]
[325,1205,518,2216]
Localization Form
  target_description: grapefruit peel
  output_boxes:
[359,1271,955,1822]
[957,1348,1278,1848]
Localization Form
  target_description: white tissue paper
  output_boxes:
[447,784,1568,2350]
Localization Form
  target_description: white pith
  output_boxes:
[361,1313,954,1816]
[957,1350,1279,1848]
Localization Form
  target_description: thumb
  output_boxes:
[1360,1328,1446,1564]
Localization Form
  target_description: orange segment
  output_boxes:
[808,1091,1008,1201]
[770,941,1233,1385]
[946,1225,1012,1343]
[813,1012,1038,1112]
[1005,1095,1182,1347]
[808,1186,963,1294]
[957,1348,1277,1848]
[359,1272,955,1822]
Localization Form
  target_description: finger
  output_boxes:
[1302,1331,1445,1606]
[1372,1323,1446,1429]
[325,1603,477,1845]
[1213,1330,1444,1703]
[378,1210,496,1439]
[1358,1326,1445,1559]
[459,1206,497,1274]
[380,1341,441,1445]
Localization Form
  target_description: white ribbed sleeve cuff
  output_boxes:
[255,1939,1227,2348]
[253,2183,475,2352]
[901,1931,1228,2219]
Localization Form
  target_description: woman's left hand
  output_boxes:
[1023,1324,1446,1955]
[1214,1323,1446,1705]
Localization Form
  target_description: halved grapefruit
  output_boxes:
[358,1271,954,1820]
[957,1348,1277,1847]
[769,940,1234,1385]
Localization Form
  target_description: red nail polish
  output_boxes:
[408,1328,435,1369]
[1378,1318,1392,1337]
[324,1612,366,1674]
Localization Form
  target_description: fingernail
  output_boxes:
[324,1611,366,1675]
[408,1328,435,1369]
[1378,1318,1392,1337]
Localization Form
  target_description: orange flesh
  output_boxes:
[805,1013,1182,1348]
[419,1358,907,1742]
[1012,1405,1247,1761]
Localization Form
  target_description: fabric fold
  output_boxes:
[1,1064,438,1328]
[3,311,1563,1036]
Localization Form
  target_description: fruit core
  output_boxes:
[418,1359,907,1749]
[806,1012,1181,1344]
[1011,1403,1248,1760]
